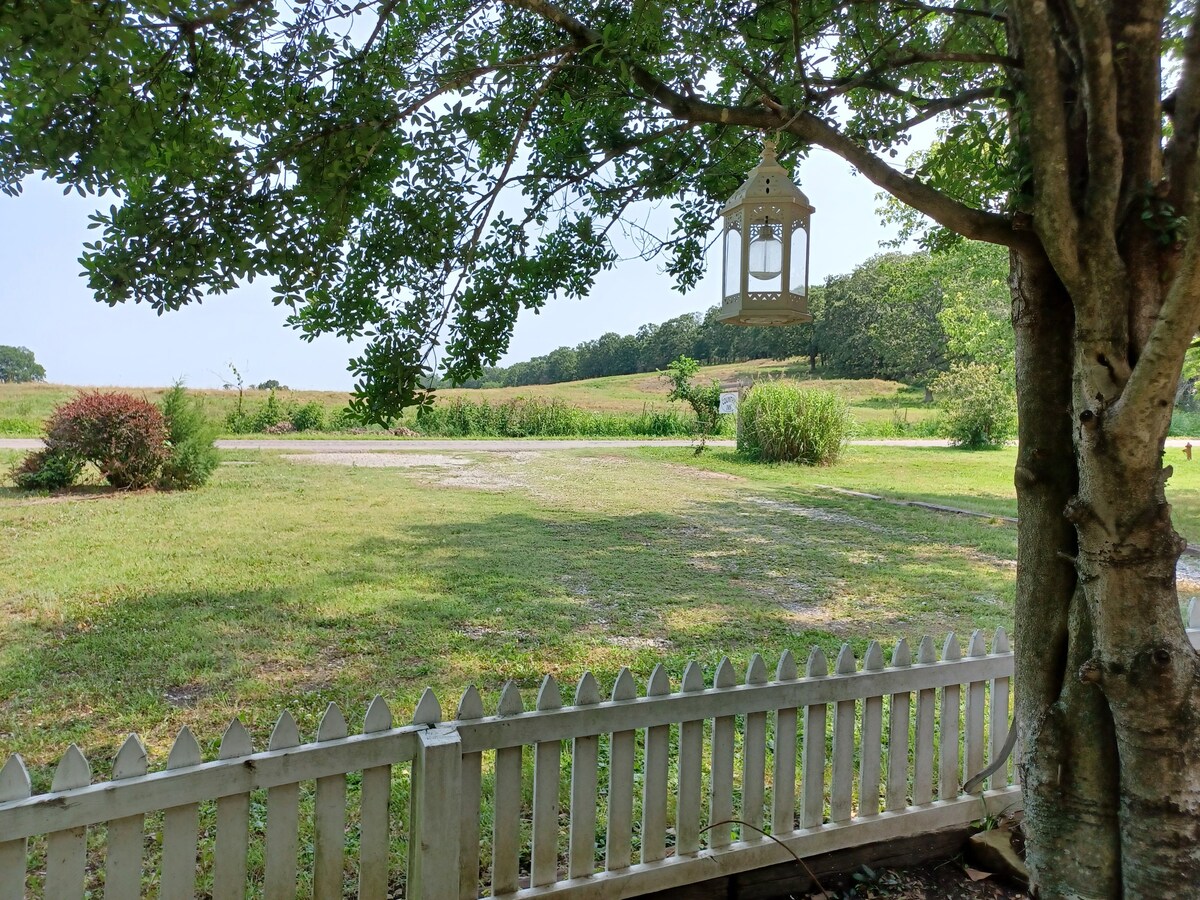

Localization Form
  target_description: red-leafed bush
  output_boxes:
[45,392,168,489]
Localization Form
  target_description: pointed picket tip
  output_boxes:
[713,657,737,689]
[270,710,301,750]
[52,744,91,791]
[612,668,638,701]
[967,630,987,658]
[219,719,254,759]
[1188,598,1199,628]
[776,649,798,681]
[806,647,828,677]
[113,734,148,778]
[864,641,885,672]
[941,633,962,662]
[681,661,705,693]
[0,754,31,801]
[646,664,671,697]
[318,702,348,740]
[365,695,394,732]
[991,627,1010,655]
[456,686,484,721]
[835,643,857,675]
[413,688,442,725]
[167,727,202,769]
[891,638,912,668]
[745,653,768,685]
[537,675,563,711]
[574,672,602,706]
[498,681,525,716]
[917,635,937,665]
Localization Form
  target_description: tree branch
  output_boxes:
[1010,0,1083,289]
[1071,0,1123,241]
[1165,8,1200,220]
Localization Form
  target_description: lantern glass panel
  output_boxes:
[723,222,742,298]
[747,219,783,290]
[789,225,808,296]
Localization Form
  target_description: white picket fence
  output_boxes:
[3,617,1197,899]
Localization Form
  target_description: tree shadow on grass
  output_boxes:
[0,491,1017,780]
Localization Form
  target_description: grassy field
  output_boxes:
[0,360,934,436]
[4,442,1200,892]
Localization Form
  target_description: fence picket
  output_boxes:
[0,755,31,900]
[830,645,858,823]
[676,662,706,857]
[771,651,799,836]
[213,720,254,900]
[45,745,91,900]
[885,640,912,812]
[456,688,483,900]
[161,729,203,900]
[606,669,638,871]
[568,673,602,879]
[492,683,525,894]
[532,677,564,886]
[264,712,302,900]
[913,636,937,805]
[641,665,672,863]
[105,734,148,899]
[359,697,394,900]
[989,629,1012,789]
[964,632,988,795]
[313,703,348,898]
[800,648,828,829]
[939,635,963,801]
[708,658,737,849]
[858,642,885,818]
[742,654,769,839]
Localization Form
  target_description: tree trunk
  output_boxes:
[1014,248,1200,896]
[1013,248,1122,896]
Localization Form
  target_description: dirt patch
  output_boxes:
[664,464,743,480]
[163,683,208,708]
[283,452,473,468]
[742,495,889,532]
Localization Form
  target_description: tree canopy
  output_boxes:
[0,345,46,383]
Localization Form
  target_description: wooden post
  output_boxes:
[409,725,462,900]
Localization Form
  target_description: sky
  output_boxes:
[0,147,917,390]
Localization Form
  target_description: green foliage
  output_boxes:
[291,402,327,432]
[10,448,82,490]
[0,346,46,383]
[663,356,723,451]
[931,363,1016,449]
[327,406,363,432]
[45,392,168,488]
[0,0,1017,421]
[413,397,705,438]
[158,383,220,490]
[737,382,852,465]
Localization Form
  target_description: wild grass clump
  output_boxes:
[737,381,851,465]
[413,397,701,438]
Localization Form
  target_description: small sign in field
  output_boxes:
[719,392,739,414]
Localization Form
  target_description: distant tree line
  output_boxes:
[454,242,1009,388]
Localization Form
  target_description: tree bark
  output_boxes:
[1013,247,1122,897]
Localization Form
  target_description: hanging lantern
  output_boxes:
[718,138,814,326]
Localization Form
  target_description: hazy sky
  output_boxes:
[0,146,916,390]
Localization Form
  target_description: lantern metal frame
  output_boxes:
[718,138,814,326]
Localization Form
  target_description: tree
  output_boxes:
[0,345,46,383]
[2,1,1198,892]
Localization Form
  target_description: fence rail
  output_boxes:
[4,612,1199,899]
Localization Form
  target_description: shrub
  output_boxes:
[663,356,724,452]
[45,392,168,488]
[249,390,291,432]
[291,401,326,432]
[931,363,1016,449]
[328,406,362,431]
[10,449,82,490]
[738,381,852,465]
[158,383,221,490]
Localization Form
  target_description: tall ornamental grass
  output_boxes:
[737,381,852,465]
[413,397,713,438]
